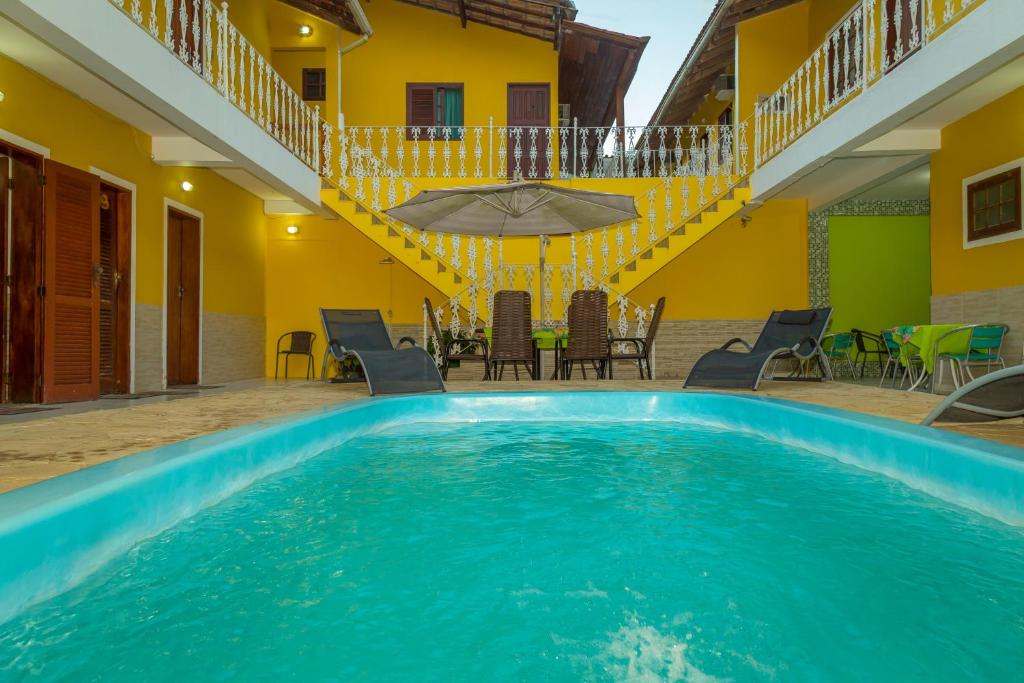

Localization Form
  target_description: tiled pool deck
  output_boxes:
[0,379,1021,493]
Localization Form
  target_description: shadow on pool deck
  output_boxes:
[0,378,1020,493]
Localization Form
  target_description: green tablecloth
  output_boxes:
[482,327,568,350]
[890,324,970,374]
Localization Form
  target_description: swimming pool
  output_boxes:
[1,393,1023,680]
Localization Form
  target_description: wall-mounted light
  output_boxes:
[298,24,313,37]
[180,180,194,192]
[286,225,300,235]
[0,91,6,103]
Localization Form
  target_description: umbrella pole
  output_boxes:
[538,235,546,324]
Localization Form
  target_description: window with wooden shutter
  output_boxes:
[406,83,464,140]
[302,68,326,101]
[966,166,1021,245]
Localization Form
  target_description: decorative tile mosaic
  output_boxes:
[808,199,931,308]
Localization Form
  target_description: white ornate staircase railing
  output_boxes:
[754,0,988,168]
[107,0,321,172]
[331,122,748,181]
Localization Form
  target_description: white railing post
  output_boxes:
[572,116,578,178]
[488,116,494,178]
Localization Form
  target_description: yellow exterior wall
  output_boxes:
[264,215,447,376]
[338,0,559,130]
[736,2,810,124]
[0,55,265,317]
[267,1,342,128]
[930,85,1024,296]
[630,200,809,319]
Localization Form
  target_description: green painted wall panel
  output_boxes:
[828,215,931,335]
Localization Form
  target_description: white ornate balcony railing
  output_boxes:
[328,122,748,181]
[108,0,320,172]
[320,118,753,321]
[755,0,987,168]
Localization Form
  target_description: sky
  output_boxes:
[572,0,717,126]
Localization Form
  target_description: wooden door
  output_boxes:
[507,84,551,179]
[884,0,922,73]
[171,0,203,71]
[8,150,44,403]
[166,209,200,386]
[42,161,101,403]
[99,185,132,394]
[0,155,7,402]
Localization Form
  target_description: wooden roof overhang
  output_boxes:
[395,0,579,44]
[648,0,802,128]
[277,0,364,34]
[559,21,649,129]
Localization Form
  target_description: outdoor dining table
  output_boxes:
[482,327,568,380]
[889,323,971,391]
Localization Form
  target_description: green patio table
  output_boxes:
[481,327,569,379]
[889,323,971,390]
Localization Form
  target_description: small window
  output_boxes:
[302,68,326,101]
[406,83,464,139]
[966,167,1021,243]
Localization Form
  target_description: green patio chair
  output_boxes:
[933,323,1010,393]
[878,329,917,389]
[822,332,856,379]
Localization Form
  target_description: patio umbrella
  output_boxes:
[384,181,640,317]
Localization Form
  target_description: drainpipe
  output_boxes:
[337,0,373,126]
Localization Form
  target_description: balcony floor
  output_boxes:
[0,378,1021,493]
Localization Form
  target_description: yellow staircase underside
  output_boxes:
[609,184,752,294]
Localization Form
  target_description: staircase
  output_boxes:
[321,185,470,299]
[607,181,752,294]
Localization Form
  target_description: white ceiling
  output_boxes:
[851,163,931,201]
[0,16,298,207]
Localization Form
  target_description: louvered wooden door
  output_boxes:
[166,209,200,386]
[0,156,8,402]
[507,84,551,179]
[42,161,101,403]
[99,185,132,394]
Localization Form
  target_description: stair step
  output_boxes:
[610,273,620,284]
[626,262,637,272]
[387,227,399,238]
[438,263,446,274]
[421,250,431,261]
[404,238,415,249]
[320,179,333,190]
[453,274,462,284]
[371,216,384,225]
[354,205,368,214]
[673,226,686,237]
[640,250,653,260]
[656,239,669,249]
[737,177,750,188]
[338,190,353,202]
[690,214,702,224]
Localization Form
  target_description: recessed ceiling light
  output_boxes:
[298,24,313,37]
[286,225,300,235]
[180,180,194,192]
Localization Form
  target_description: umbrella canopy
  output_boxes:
[384,181,639,236]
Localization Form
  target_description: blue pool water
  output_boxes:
[2,417,1023,681]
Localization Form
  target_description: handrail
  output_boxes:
[108,0,321,172]
[755,0,989,168]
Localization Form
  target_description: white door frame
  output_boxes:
[89,167,137,394]
[162,198,204,388]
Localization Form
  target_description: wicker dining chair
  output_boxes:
[561,290,610,379]
[490,290,536,380]
[275,330,317,380]
[424,297,490,380]
[608,296,665,379]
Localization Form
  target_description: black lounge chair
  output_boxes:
[319,308,445,396]
[921,364,1024,426]
[684,307,834,390]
